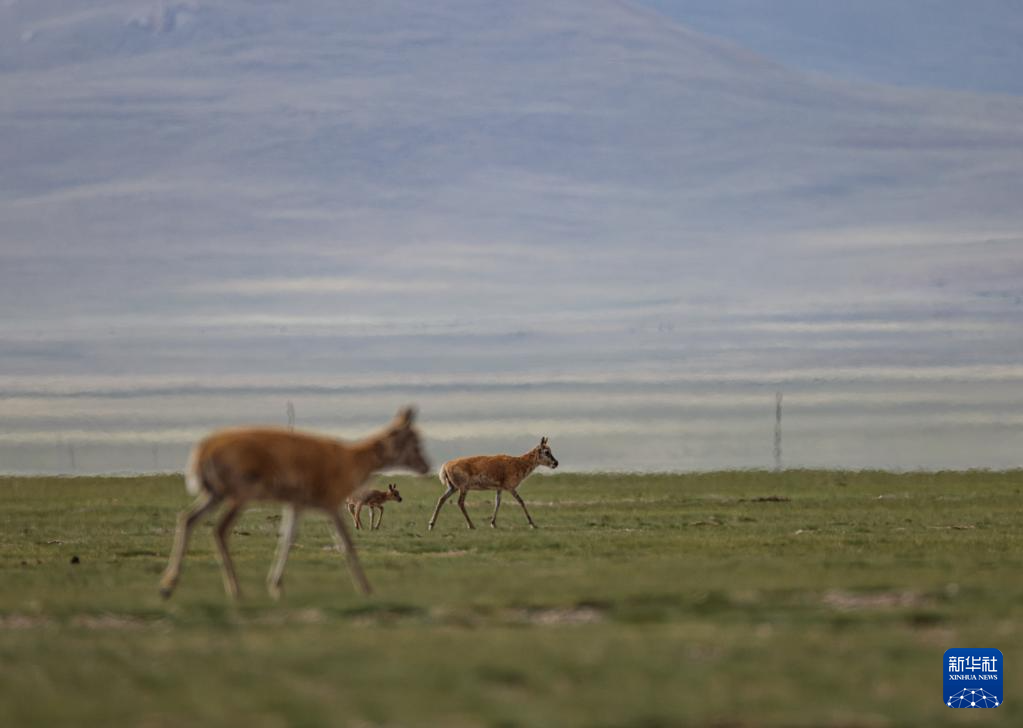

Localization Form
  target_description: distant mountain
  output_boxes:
[1,1,1022,472]
[3,0,1022,264]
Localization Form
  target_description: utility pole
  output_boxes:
[286,401,296,432]
[774,390,783,472]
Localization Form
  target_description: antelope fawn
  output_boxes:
[429,437,558,530]
[159,407,429,600]
[347,483,403,530]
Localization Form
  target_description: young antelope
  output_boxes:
[347,483,403,530]
[429,436,558,530]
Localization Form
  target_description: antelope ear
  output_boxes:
[395,406,416,428]
[540,436,548,446]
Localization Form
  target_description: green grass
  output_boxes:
[1,470,1021,727]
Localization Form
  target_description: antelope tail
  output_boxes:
[184,446,222,497]
[184,447,203,496]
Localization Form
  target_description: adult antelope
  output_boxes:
[159,407,429,600]
[429,437,558,530]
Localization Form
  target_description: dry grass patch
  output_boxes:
[821,590,931,611]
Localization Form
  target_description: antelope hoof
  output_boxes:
[267,582,283,601]
[158,576,176,599]
[490,521,497,528]
[467,524,475,530]
[428,523,435,531]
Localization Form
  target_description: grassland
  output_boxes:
[0,470,1020,727]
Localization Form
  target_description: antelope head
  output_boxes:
[535,436,559,469]
[387,483,403,502]
[381,406,431,474]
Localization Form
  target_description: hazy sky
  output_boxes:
[641,1,1023,94]
[1,1,1022,473]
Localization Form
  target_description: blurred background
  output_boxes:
[2,1,1022,473]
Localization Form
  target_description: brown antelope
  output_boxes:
[429,437,558,530]
[159,407,429,600]
[346,483,403,530]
